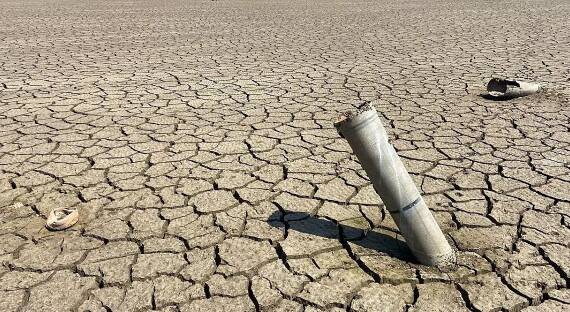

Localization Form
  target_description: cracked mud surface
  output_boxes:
[1,0,569,311]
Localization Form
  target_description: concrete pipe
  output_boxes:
[334,104,456,268]
[487,78,541,99]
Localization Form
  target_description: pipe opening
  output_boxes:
[334,103,374,128]
[487,78,509,95]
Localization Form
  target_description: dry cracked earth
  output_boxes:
[1,0,569,311]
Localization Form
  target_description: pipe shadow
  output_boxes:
[268,210,417,263]
[479,93,513,101]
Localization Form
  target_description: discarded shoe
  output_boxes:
[487,78,541,99]
[46,208,79,231]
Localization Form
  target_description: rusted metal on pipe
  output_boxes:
[335,104,456,268]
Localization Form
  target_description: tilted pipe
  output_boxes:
[487,78,541,99]
[335,104,456,267]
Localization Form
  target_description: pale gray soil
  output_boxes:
[0,0,569,311]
